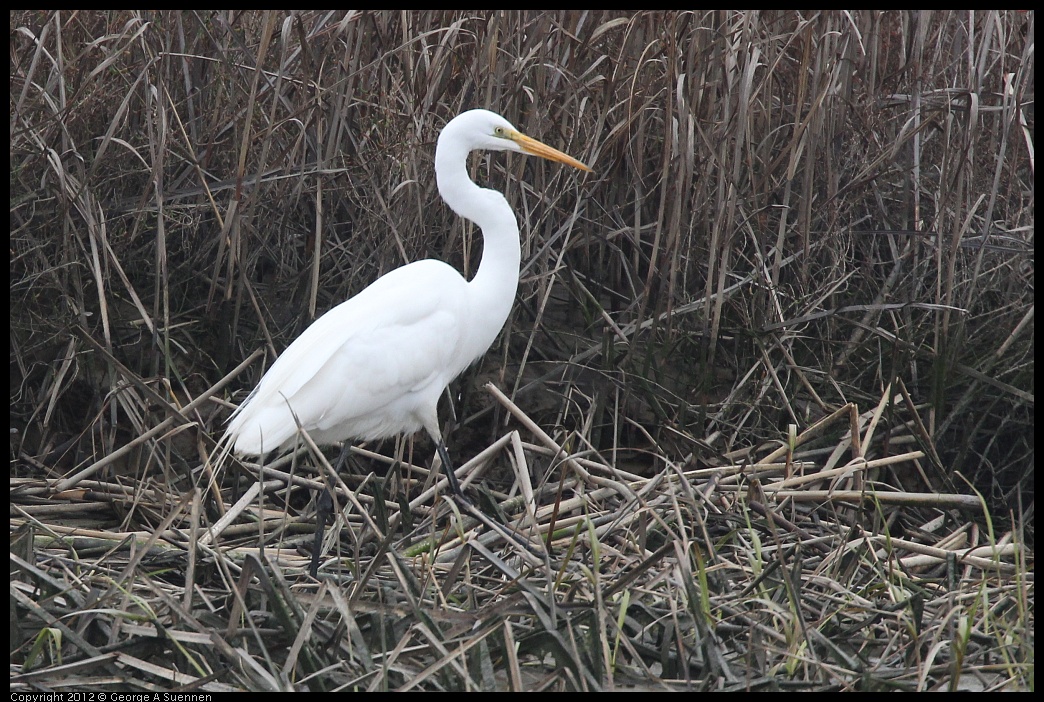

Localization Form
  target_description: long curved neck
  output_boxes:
[435,139,521,351]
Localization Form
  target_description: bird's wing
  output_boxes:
[226,260,468,451]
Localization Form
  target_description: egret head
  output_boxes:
[441,109,591,171]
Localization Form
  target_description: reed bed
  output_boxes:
[11,10,1033,691]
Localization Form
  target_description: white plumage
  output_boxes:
[224,109,589,459]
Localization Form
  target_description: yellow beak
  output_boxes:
[509,131,592,172]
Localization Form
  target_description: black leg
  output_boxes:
[309,480,334,578]
[333,441,353,473]
[435,439,537,556]
[310,443,354,577]
[436,439,463,496]
[311,439,538,577]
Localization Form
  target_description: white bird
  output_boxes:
[223,109,590,501]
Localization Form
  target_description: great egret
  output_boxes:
[223,109,590,564]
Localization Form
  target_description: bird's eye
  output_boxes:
[494,127,506,137]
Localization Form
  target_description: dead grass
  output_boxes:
[11,10,1033,691]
